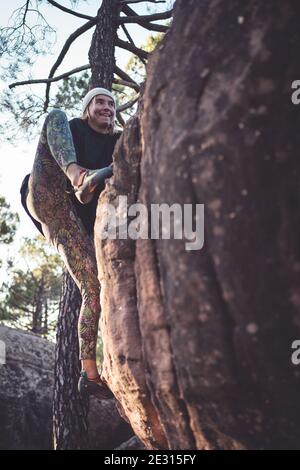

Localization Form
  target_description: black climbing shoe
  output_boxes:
[78,371,114,399]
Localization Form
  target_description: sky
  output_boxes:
[0,0,171,282]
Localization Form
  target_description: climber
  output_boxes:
[20,87,122,399]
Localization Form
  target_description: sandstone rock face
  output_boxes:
[0,325,54,449]
[95,0,300,449]
[95,116,168,449]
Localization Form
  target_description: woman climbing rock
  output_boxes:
[20,88,121,399]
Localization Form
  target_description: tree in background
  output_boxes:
[52,30,163,124]
[0,235,63,338]
[0,0,173,140]
[0,196,19,248]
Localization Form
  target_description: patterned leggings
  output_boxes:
[26,109,100,360]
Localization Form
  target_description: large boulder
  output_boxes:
[0,325,54,449]
[95,0,300,449]
[0,325,134,449]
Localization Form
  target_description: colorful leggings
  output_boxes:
[26,109,100,360]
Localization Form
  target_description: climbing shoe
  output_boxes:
[74,166,113,204]
[78,371,114,399]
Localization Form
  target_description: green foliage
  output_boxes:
[0,196,19,245]
[0,2,56,64]
[0,1,172,138]
[126,33,163,84]
[0,235,64,338]
[0,88,46,143]
[54,71,90,117]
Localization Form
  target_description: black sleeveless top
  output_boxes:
[68,118,121,234]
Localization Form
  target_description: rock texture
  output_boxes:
[95,0,300,450]
[0,325,135,449]
[115,436,145,451]
[0,325,54,449]
[88,396,134,450]
[95,115,168,449]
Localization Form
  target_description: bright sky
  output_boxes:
[0,0,170,282]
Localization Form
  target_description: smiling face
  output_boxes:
[86,94,115,133]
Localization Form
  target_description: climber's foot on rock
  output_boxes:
[74,166,113,204]
[78,370,114,399]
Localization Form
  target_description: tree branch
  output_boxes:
[120,24,146,65]
[116,111,125,127]
[120,23,135,46]
[119,10,173,23]
[120,0,166,4]
[114,65,139,87]
[121,5,170,32]
[117,94,139,112]
[44,18,97,111]
[22,1,30,25]
[113,78,140,92]
[9,65,91,89]
[134,21,169,33]
[115,38,148,61]
[47,0,93,20]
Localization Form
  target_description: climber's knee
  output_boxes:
[46,108,67,126]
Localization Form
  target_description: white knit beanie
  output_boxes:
[82,87,116,114]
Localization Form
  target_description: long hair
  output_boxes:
[81,98,116,135]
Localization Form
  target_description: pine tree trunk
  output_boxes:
[88,0,120,89]
[32,279,44,334]
[53,270,89,450]
[43,299,48,338]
